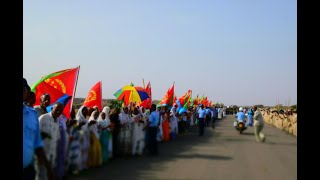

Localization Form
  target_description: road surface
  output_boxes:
[68,115,297,180]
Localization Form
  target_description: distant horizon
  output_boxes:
[73,97,295,107]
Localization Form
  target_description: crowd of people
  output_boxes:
[23,78,227,180]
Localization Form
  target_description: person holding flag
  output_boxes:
[23,78,56,180]
[31,66,80,119]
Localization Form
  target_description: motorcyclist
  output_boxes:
[234,107,246,128]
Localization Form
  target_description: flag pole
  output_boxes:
[142,78,145,89]
[70,65,80,113]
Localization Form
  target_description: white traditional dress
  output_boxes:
[76,106,90,170]
[98,106,112,163]
[87,111,102,167]
[118,109,133,155]
[35,112,60,180]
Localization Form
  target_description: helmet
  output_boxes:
[239,107,243,111]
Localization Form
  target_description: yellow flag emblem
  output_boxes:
[44,78,66,93]
[84,90,97,103]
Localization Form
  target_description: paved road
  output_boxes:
[68,115,297,180]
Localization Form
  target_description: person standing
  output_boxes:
[131,107,145,156]
[110,107,121,158]
[197,104,206,136]
[66,107,81,175]
[98,107,112,164]
[253,106,266,142]
[34,93,51,118]
[23,78,56,180]
[87,110,102,167]
[169,105,178,140]
[36,103,64,180]
[118,106,133,156]
[25,91,36,107]
[247,107,254,127]
[147,104,160,156]
[211,106,218,128]
[162,108,170,142]
[205,106,211,127]
[76,106,90,171]
[55,113,68,180]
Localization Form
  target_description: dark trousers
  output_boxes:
[181,121,186,133]
[205,115,211,126]
[178,121,182,134]
[147,126,158,155]
[112,130,120,157]
[23,164,35,180]
[198,118,205,136]
[186,119,190,131]
[212,117,217,128]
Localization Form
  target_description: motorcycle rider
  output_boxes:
[234,107,246,128]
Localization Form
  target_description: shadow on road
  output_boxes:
[176,154,232,160]
[241,132,255,136]
[223,138,251,142]
[68,119,232,180]
[264,141,297,146]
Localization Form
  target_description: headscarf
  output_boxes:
[102,106,111,122]
[97,111,108,128]
[88,110,100,138]
[97,112,105,122]
[89,110,99,122]
[76,106,87,124]
[119,106,131,124]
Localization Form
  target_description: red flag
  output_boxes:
[201,97,208,107]
[178,90,192,107]
[32,67,79,118]
[35,81,67,106]
[172,95,177,106]
[83,81,102,111]
[139,81,152,109]
[158,84,175,107]
[193,95,199,106]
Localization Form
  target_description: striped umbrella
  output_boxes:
[114,85,149,106]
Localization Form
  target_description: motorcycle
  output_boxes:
[233,120,247,134]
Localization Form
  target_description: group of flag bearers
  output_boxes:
[26,66,224,179]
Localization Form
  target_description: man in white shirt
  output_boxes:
[35,103,63,180]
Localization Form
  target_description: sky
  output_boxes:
[23,0,297,107]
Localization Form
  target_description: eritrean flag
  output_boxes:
[193,94,199,107]
[157,84,175,107]
[83,81,102,111]
[177,90,192,114]
[178,90,192,108]
[201,96,208,107]
[31,66,80,118]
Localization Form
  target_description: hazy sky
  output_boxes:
[23,0,297,107]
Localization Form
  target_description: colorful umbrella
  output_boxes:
[114,85,150,106]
